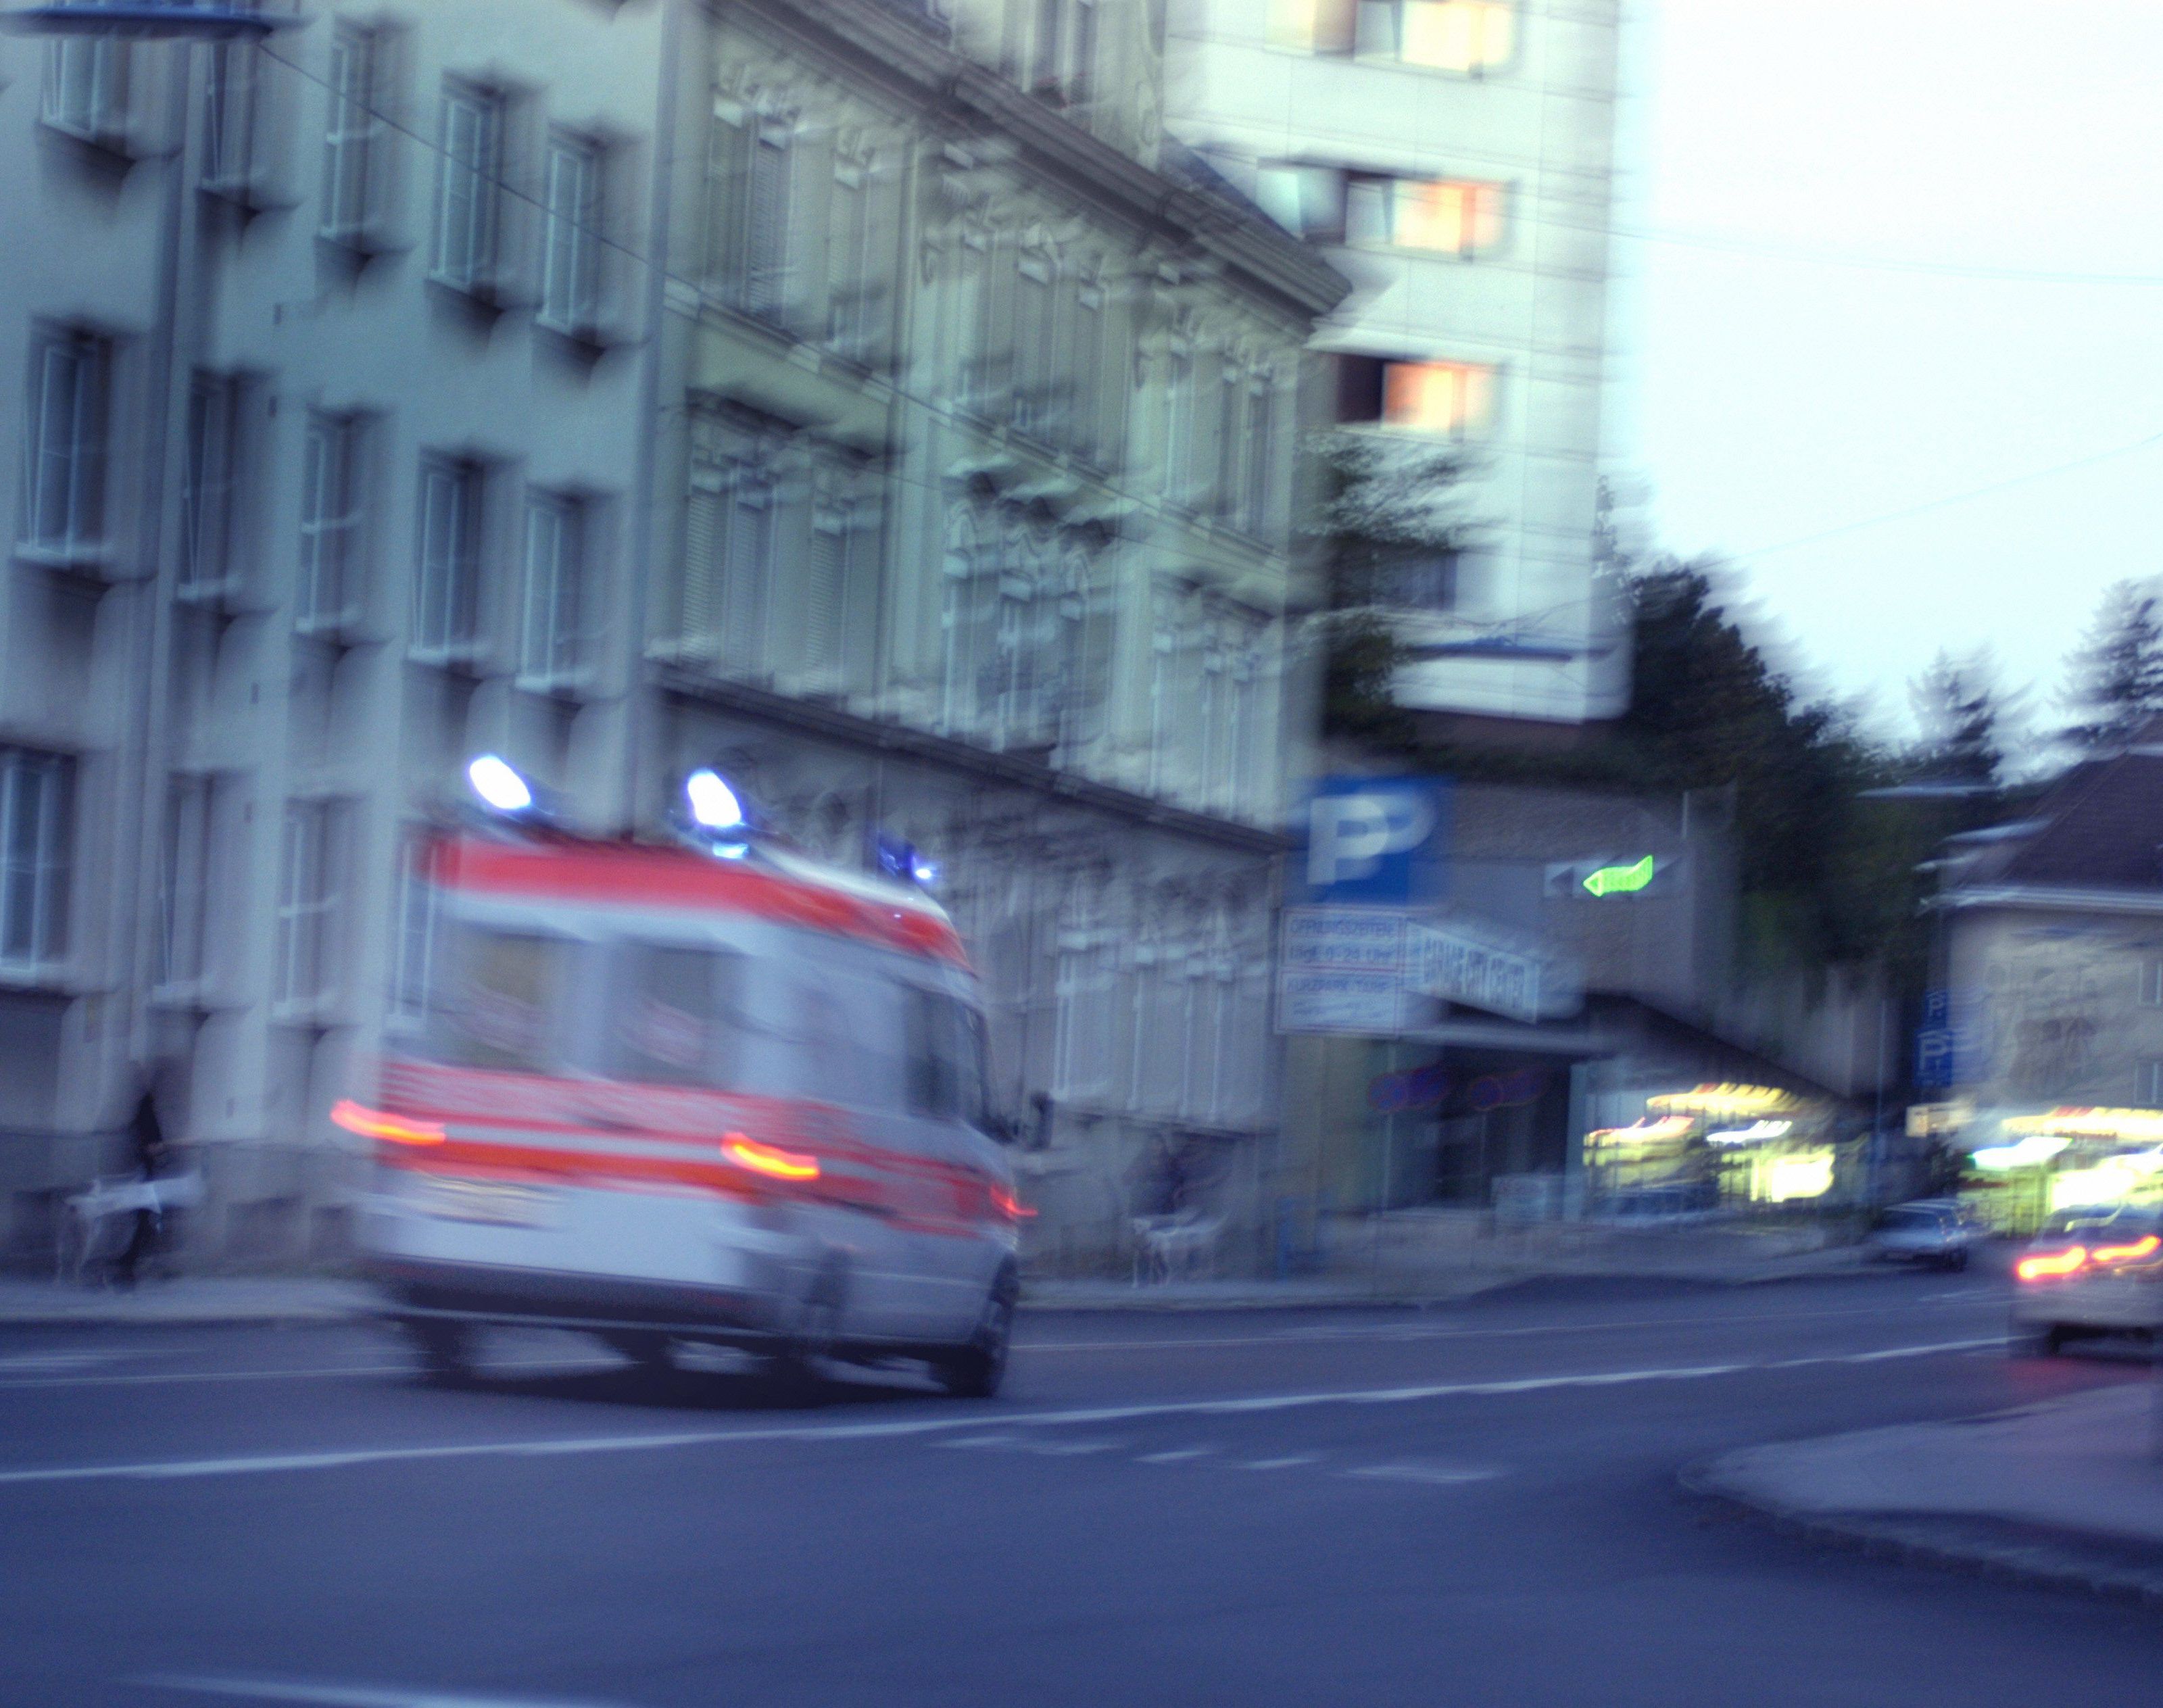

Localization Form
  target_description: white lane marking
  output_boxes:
[938,1434,1022,1450]
[1018,1298,2006,1356]
[0,1351,127,1373]
[140,1675,631,1707]
[0,1337,2006,1489]
[1138,1446,1215,1463]
[1344,1463,1503,1486]
[1237,1455,1319,1471]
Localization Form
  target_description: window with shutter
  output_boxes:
[744,124,793,321]
[679,483,725,660]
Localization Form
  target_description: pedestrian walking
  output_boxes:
[112,1079,169,1289]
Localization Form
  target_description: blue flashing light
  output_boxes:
[875,833,940,892]
[468,754,536,816]
[684,768,745,833]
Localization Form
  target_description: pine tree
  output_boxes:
[1907,648,2008,790]
[2063,580,2163,754]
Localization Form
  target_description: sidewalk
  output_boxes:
[1689,1380,2163,1607]
[0,1275,373,1328]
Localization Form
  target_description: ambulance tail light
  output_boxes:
[332,1099,445,1146]
[990,1185,1034,1221]
[721,1133,820,1183]
[2093,1234,2161,1265]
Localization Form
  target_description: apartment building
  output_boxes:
[1165,0,1628,735]
[0,0,1343,1272]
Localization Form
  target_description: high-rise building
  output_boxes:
[0,1,1344,1273]
[1165,0,1628,739]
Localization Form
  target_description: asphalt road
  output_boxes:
[2,1263,2158,1707]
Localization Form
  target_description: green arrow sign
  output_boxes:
[1582,855,1655,897]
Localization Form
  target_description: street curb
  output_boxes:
[1678,1453,2163,1611]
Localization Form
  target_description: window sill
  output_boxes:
[0,964,77,996]
[175,579,245,611]
[407,650,493,683]
[38,117,141,170]
[316,226,406,267]
[295,613,373,649]
[535,312,629,353]
[268,1002,339,1031]
[14,540,118,580]
[1261,42,1510,82]
[513,673,593,702]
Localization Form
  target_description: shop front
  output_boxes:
[1964,1106,2163,1235]
[1583,1082,1848,1215]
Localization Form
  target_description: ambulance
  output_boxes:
[341,758,1023,1396]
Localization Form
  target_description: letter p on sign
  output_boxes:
[1309,790,1434,887]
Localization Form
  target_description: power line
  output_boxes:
[1724,429,2163,566]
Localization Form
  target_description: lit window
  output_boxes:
[1351,176,1506,254]
[1381,360,1496,437]
[540,133,604,335]
[433,82,505,293]
[1275,0,1515,72]
[0,748,73,975]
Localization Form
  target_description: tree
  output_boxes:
[1309,431,1478,745]
[1907,647,2010,792]
[2062,580,2163,755]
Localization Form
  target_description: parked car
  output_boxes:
[1865,1200,1983,1269]
[2010,1204,2163,1355]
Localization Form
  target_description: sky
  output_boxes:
[1615,0,2163,745]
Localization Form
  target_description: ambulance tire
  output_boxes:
[604,1331,676,1373]
[403,1317,476,1386]
[764,1263,847,1400]
[935,1267,1017,1400]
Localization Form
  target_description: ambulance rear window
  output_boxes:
[612,943,745,1089]
[432,928,570,1074]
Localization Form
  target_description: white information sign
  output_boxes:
[1279,908,1407,1034]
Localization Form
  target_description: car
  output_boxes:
[1864,1200,1982,1269]
[2009,1204,2163,1355]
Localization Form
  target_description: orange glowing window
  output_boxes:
[721,1133,820,1182]
[1389,179,1506,255]
[1380,360,1496,437]
[2016,1246,2087,1282]
[1398,1,1515,72]
[331,1099,445,1146]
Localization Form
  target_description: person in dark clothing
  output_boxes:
[113,1085,168,1288]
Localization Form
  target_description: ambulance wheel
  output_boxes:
[935,1269,1016,1400]
[404,1317,476,1386]
[764,1266,846,1399]
[604,1331,675,1373]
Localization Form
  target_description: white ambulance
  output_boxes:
[344,761,1023,1396]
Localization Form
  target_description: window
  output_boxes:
[18,328,110,561]
[1254,162,1348,243]
[427,925,566,1073]
[1031,0,1099,102]
[320,26,383,244]
[181,372,244,600]
[1348,174,1506,254]
[297,413,363,633]
[805,458,877,694]
[540,132,603,335]
[1163,348,1196,506]
[412,456,483,660]
[1382,360,1494,435]
[2143,960,2163,1007]
[2142,1060,2163,1106]
[825,155,896,364]
[273,799,339,1009]
[0,749,72,974]
[389,835,437,1030]
[1214,366,1245,524]
[708,105,795,322]
[202,35,261,196]
[1071,281,1105,460]
[1241,378,1276,539]
[614,943,744,1088]
[1013,256,1065,440]
[681,424,777,677]
[1340,355,1497,438]
[904,985,990,1131]
[157,775,218,994]
[1382,547,1460,611]
[1146,583,1200,800]
[42,27,128,145]
[433,82,504,293]
[1273,0,1514,70]
[519,492,587,687]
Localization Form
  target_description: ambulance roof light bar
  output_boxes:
[674,766,759,861]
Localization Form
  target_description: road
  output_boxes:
[2,1263,2158,1707]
